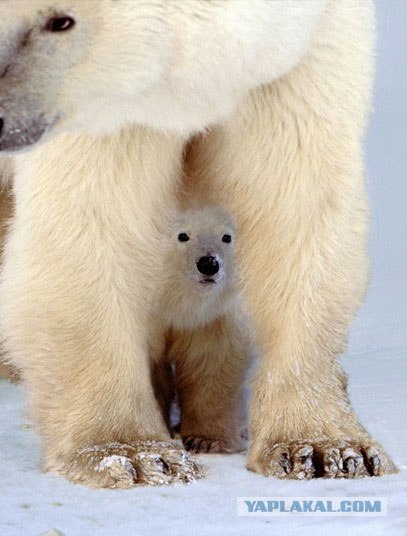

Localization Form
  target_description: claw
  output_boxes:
[291,444,314,480]
[364,446,381,476]
[280,452,292,474]
[345,456,356,478]
[323,447,342,478]
[341,447,366,478]
[182,435,238,454]
[296,444,314,460]
[69,441,203,488]
[265,445,292,478]
[249,439,396,480]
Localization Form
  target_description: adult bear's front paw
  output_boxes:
[55,441,204,488]
[247,439,398,480]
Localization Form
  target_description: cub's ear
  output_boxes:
[0,156,14,189]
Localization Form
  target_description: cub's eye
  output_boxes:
[222,234,232,244]
[45,16,76,33]
[178,233,190,242]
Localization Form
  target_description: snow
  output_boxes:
[97,455,135,473]
[0,1,406,535]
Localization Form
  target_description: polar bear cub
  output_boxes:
[158,205,241,330]
[151,205,252,454]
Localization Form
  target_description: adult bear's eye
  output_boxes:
[222,234,232,244]
[178,233,190,242]
[45,16,76,33]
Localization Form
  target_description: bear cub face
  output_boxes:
[158,206,239,332]
[169,205,236,295]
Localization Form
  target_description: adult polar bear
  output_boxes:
[0,0,397,486]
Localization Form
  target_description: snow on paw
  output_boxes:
[95,451,138,488]
[247,439,397,479]
[63,443,140,488]
[313,441,367,478]
[362,445,398,476]
[61,441,203,488]
[290,443,315,480]
[313,441,397,478]
[317,445,343,478]
[314,443,367,479]
[314,441,397,478]
[131,440,204,484]
[250,442,314,480]
[341,446,367,478]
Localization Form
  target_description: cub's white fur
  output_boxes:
[150,206,252,453]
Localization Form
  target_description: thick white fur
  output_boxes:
[0,178,18,381]
[0,0,326,138]
[0,0,397,484]
[1,128,188,485]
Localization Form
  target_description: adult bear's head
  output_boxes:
[0,0,327,152]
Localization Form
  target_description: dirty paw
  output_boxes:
[248,439,397,479]
[60,441,203,488]
[247,441,315,480]
[315,441,398,478]
[314,441,368,478]
[183,435,244,454]
[361,445,398,476]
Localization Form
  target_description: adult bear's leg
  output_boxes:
[185,0,397,478]
[0,127,201,487]
[0,182,20,382]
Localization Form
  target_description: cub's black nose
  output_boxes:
[197,256,219,276]
[0,118,4,138]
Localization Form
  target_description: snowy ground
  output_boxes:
[0,1,406,535]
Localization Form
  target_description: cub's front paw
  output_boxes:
[55,441,203,488]
[183,435,245,454]
[247,439,397,480]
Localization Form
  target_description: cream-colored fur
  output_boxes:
[0,0,326,144]
[0,179,20,382]
[0,127,205,487]
[150,206,252,453]
[183,0,397,478]
[0,157,14,188]
[0,0,397,486]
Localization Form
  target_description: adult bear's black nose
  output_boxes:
[0,118,4,139]
[197,256,219,276]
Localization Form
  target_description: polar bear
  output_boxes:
[150,206,252,454]
[0,0,397,486]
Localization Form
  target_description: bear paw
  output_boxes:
[58,441,203,488]
[247,440,397,479]
[183,435,244,454]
